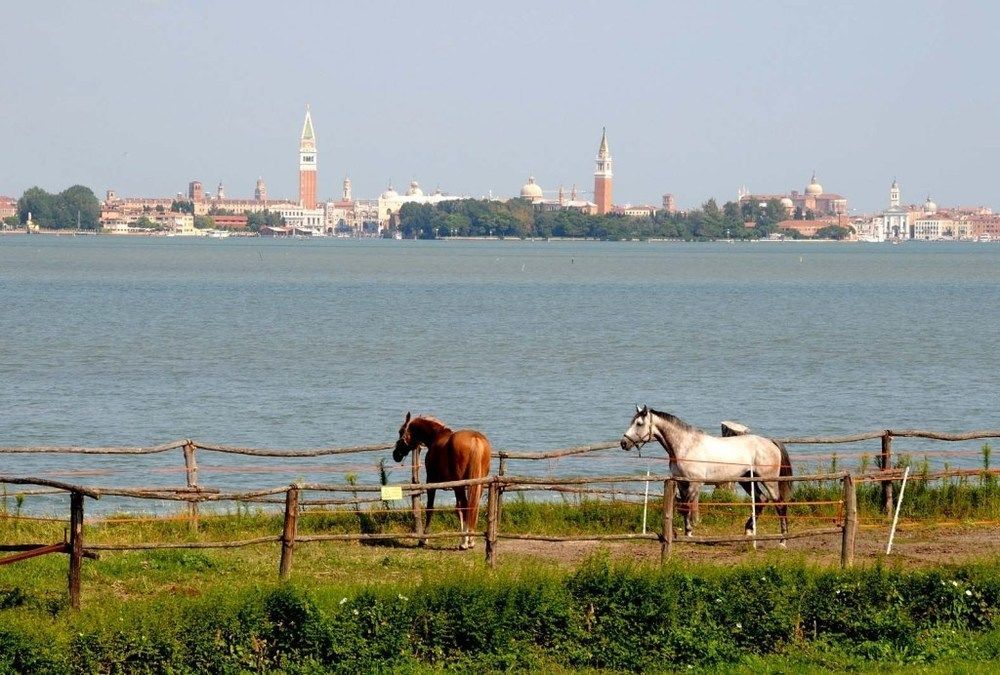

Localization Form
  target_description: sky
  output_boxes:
[3,1,999,213]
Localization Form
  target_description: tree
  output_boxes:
[171,199,194,214]
[813,224,851,240]
[57,185,100,229]
[194,215,214,230]
[245,210,284,232]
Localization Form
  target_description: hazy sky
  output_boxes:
[3,1,998,212]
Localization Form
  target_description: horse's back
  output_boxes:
[684,433,782,480]
[434,429,492,479]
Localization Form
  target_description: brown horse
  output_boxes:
[392,412,492,550]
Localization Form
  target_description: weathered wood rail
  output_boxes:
[0,426,996,609]
[0,469,855,609]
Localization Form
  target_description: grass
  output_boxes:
[4,554,1000,672]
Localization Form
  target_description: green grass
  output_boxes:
[3,556,1000,672]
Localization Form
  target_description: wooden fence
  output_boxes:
[0,470,854,609]
[0,426,997,609]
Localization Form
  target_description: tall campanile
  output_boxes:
[299,105,317,209]
[593,127,613,215]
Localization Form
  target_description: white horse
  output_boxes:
[620,405,792,546]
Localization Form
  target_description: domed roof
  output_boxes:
[380,183,398,200]
[923,196,937,214]
[520,176,543,200]
[780,197,794,208]
[805,173,823,196]
[406,181,424,197]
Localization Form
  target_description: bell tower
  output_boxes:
[889,178,900,208]
[299,105,317,209]
[593,127,613,215]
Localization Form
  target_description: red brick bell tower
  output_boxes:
[593,127,613,215]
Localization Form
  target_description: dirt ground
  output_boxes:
[495,520,1000,568]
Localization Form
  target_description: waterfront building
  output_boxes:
[377,180,466,228]
[594,127,613,215]
[865,179,910,241]
[0,195,16,221]
[739,173,848,219]
[615,204,658,218]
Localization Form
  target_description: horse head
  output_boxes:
[620,404,652,451]
[393,411,416,462]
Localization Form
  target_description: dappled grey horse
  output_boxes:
[620,405,792,546]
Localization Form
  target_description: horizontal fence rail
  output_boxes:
[1,426,997,609]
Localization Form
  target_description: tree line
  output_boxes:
[13,186,101,230]
[397,198,852,240]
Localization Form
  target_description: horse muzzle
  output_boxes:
[620,436,633,451]
[392,441,409,463]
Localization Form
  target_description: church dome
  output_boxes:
[380,184,398,200]
[923,196,937,214]
[520,176,543,200]
[780,197,794,209]
[805,173,823,196]
[406,181,424,197]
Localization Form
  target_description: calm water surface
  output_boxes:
[0,236,997,501]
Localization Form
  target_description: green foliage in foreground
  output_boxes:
[2,558,1000,672]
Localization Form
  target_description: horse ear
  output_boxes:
[641,404,649,414]
[404,411,411,424]
[635,404,642,414]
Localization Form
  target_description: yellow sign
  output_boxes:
[381,486,404,501]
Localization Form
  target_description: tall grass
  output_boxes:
[2,558,1000,671]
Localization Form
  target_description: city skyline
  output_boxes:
[3,2,1000,212]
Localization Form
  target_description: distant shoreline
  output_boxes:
[1,230,990,244]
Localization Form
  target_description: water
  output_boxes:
[0,236,997,506]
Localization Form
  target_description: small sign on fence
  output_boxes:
[380,485,404,501]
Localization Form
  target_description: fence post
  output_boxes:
[841,474,857,568]
[68,491,84,610]
[279,486,300,580]
[411,448,424,543]
[485,478,500,568]
[880,432,893,514]
[660,479,675,565]
[183,441,199,531]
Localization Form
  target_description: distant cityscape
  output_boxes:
[1,105,997,242]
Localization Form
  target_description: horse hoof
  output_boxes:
[779,541,787,549]
[745,530,754,537]
[417,540,427,548]
[466,540,476,549]
[459,542,470,551]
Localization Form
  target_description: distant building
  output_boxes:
[376,181,466,227]
[776,216,850,238]
[661,194,677,214]
[615,204,658,218]
[299,106,317,209]
[738,172,847,219]
[594,127,613,215]
[0,195,16,221]
[864,179,910,241]
[790,173,847,217]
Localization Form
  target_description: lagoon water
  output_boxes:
[0,236,997,503]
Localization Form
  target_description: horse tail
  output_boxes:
[774,439,793,503]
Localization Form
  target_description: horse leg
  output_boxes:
[454,487,471,550]
[464,483,483,549]
[682,481,702,537]
[420,488,436,547]
[765,480,789,548]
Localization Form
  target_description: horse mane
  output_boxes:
[648,409,702,434]
[411,415,452,434]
